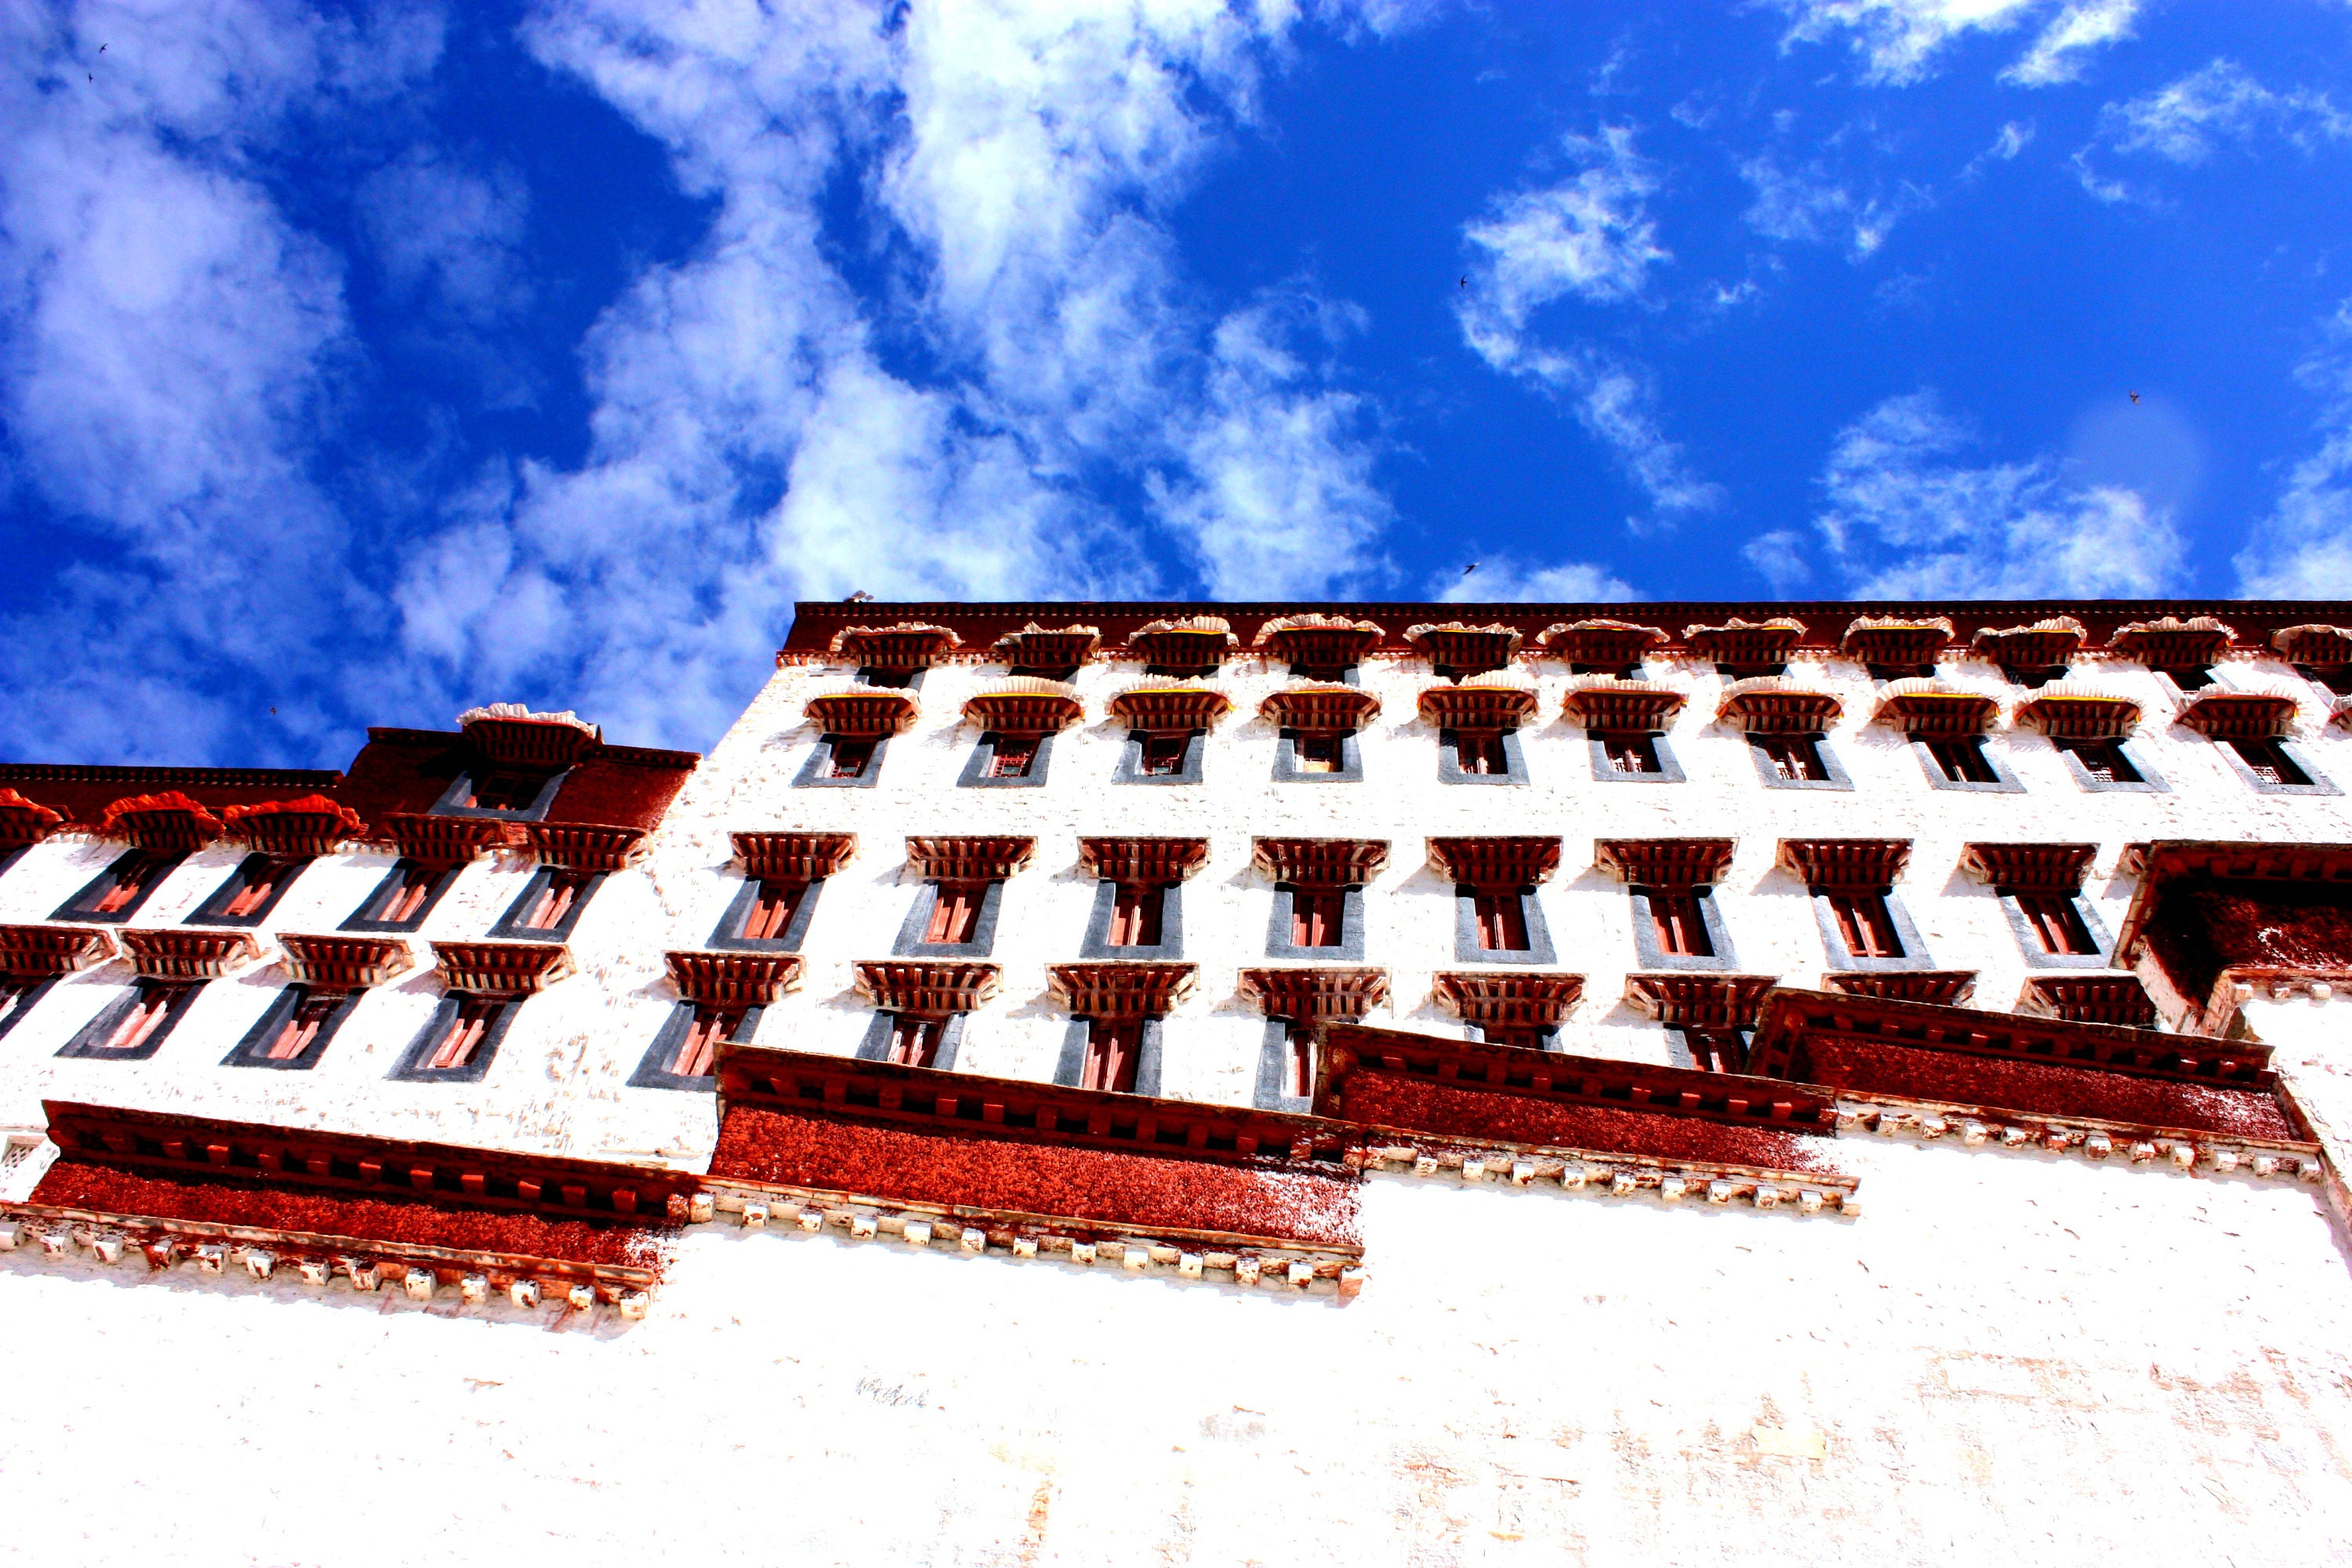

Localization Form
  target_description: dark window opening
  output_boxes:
[2002,663,2068,689]
[349,861,450,930]
[422,997,506,1073]
[1756,735,1829,782]
[1472,889,1531,952]
[1289,887,1346,948]
[1866,661,1935,682]
[1108,882,1165,947]
[1454,731,1508,775]
[1643,887,1715,957]
[740,880,808,942]
[57,849,182,923]
[1717,660,1788,681]
[1683,1029,1752,1075]
[857,666,916,689]
[2230,738,2312,786]
[1486,1025,1552,1050]
[1289,661,1356,683]
[2015,893,2098,956]
[988,734,1041,778]
[97,984,192,1055]
[1139,734,1191,775]
[2060,739,2142,784]
[926,883,986,945]
[1294,732,1343,773]
[827,739,877,779]
[1599,732,1662,775]
[670,1005,748,1079]
[1081,1017,1143,1094]
[1828,891,1905,959]
[887,1014,946,1068]
[514,870,594,934]
[191,853,308,925]
[1009,662,1080,682]
[263,993,345,1063]
[2163,666,2216,691]
[1926,738,1999,784]
[0,980,38,1033]
[1570,662,1643,680]
[2295,664,2352,695]
[460,768,560,813]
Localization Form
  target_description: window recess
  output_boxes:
[1924,737,1999,785]
[1677,1027,1753,1075]
[1778,838,1926,971]
[1254,837,1386,963]
[1755,735,1829,782]
[186,853,310,927]
[53,849,183,924]
[1644,887,1715,957]
[2061,739,2140,785]
[490,867,604,941]
[1076,837,1205,961]
[58,979,200,1061]
[342,859,459,932]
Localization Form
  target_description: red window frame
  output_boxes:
[100,985,187,1055]
[1454,731,1508,775]
[924,883,985,945]
[85,851,173,916]
[828,739,877,779]
[1644,887,1715,956]
[1472,889,1530,951]
[740,879,807,942]
[1283,1025,1315,1098]
[1828,891,1904,958]
[1599,732,1661,775]
[516,869,593,933]
[887,1014,946,1068]
[2063,740,2140,784]
[670,1005,746,1078]
[1925,738,1998,784]
[2014,892,2097,955]
[1290,887,1346,948]
[264,992,344,1062]
[1684,1029,1751,1075]
[424,998,503,1072]
[219,855,304,920]
[1294,733,1343,773]
[1081,1017,1143,1093]
[1758,735,1829,781]
[988,734,1040,778]
[1107,882,1164,947]
[1139,733,1191,775]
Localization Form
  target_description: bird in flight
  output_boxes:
[1458,276,1467,288]
[1462,562,1479,576]
[2129,390,2140,404]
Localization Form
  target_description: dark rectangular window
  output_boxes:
[1486,1025,1551,1051]
[926,884,985,945]
[1684,1029,1751,1075]
[1828,892,1904,958]
[827,739,877,779]
[2165,666,2216,691]
[1081,1017,1143,1093]
[263,993,344,1062]
[1599,733,1661,775]
[1139,734,1190,775]
[2015,893,2098,956]
[1472,891,1530,952]
[355,861,448,928]
[2230,738,2312,786]
[422,998,506,1073]
[1926,738,1998,784]
[857,666,915,688]
[988,735,1040,778]
[1294,733,1342,773]
[1290,888,1346,948]
[56,849,182,923]
[670,1005,747,1079]
[2062,739,2141,784]
[1646,888,1714,957]
[1108,882,1164,947]
[1454,732,1508,776]
[1757,735,1829,782]
[740,880,808,942]
[514,870,594,934]
[887,1014,946,1068]
[188,853,309,926]
[95,983,194,1056]
[461,768,559,812]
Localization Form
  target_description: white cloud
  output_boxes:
[2099,59,2352,165]
[1740,151,1929,258]
[1456,126,1719,523]
[1743,528,1812,593]
[2237,299,2352,597]
[1431,557,1639,604]
[1806,390,2185,597]
[358,147,532,326]
[1778,0,2136,87]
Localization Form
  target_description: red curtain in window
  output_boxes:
[672,1007,742,1077]
[1455,732,1506,775]
[2015,893,2095,955]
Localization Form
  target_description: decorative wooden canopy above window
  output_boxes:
[1254,614,1385,673]
[990,622,1100,670]
[1871,679,1998,738]
[1405,622,1522,677]
[2111,615,2235,671]
[379,811,512,866]
[457,705,603,769]
[1431,970,1586,1029]
[1048,960,1197,1017]
[1252,837,1389,888]
[0,923,117,978]
[2274,622,2352,667]
[801,688,919,739]
[961,677,1084,735]
[1821,971,1977,1006]
[1685,617,1805,670]
[1777,838,1911,891]
[1077,836,1210,884]
[96,792,223,851]
[1105,681,1232,731]
[1621,973,1779,1029]
[1960,841,2096,893]
[1538,618,1668,669]
[731,830,855,883]
[1258,683,1381,732]
[853,959,1000,1015]
[278,933,413,990]
[1124,616,1236,673]
[518,822,646,873]
[1238,965,1389,1022]
[1415,676,1538,731]
[2011,683,2142,739]
[1559,677,1685,731]
[119,927,262,981]
[905,835,1036,883]
[2174,688,2300,739]
[1969,617,2086,672]
[829,622,962,672]
[1838,615,1953,671]
[2017,975,2158,1028]
[431,939,575,997]
[1425,837,1562,888]
[219,796,366,857]
[1593,837,1737,887]
[666,949,804,1007]
[1715,677,1842,735]
[0,788,64,851]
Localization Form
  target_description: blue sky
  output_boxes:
[6,0,2352,767]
